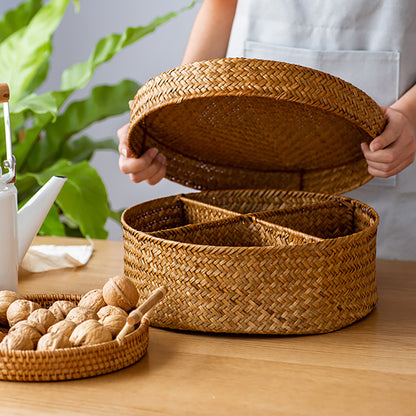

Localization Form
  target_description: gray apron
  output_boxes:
[227,0,416,261]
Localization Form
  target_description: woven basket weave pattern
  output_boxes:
[0,294,149,381]
[122,189,378,335]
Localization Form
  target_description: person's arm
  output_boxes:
[181,0,237,64]
[361,85,416,177]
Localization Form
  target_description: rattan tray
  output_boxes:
[0,294,149,381]
[123,58,384,335]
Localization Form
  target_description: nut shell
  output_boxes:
[97,305,128,320]
[0,290,22,326]
[65,307,98,325]
[69,319,112,347]
[48,319,76,338]
[102,275,139,312]
[78,289,106,313]
[9,320,42,346]
[99,314,129,338]
[49,300,76,321]
[0,331,34,351]
[27,308,56,334]
[37,332,72,351]
[6,299,41,327]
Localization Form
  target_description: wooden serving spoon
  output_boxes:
[116,286,167,344]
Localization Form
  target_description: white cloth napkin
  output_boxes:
[20,241,94,273]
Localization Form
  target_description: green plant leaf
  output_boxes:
[0,0,74,101]
[61,135,118,164]
[61,2,195,91]
[12,89,73,169]
[13,112,54,170]
[0,0,42,43]
[109,208,124,223]
[23,55,50,97]
[12,90,62,118]
[20,159,109,239]
[15,174,39,204]
[38,203,66,236]
[47,79,140,142]
[26,79,139,171]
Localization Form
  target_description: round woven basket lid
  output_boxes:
[127,58,386,194]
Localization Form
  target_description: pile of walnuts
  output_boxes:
[0,275,139,352]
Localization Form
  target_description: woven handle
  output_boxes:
[116,286,167,344]
[0,83,10,103]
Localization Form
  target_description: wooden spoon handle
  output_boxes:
[116,286,167,344]
[0,84,10,103]
[127,286,167,326]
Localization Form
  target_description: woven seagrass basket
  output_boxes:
[0,294,149,381]
[122,57,385,335]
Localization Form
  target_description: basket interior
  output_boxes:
[149,215,320,247]
[122,189,378,248]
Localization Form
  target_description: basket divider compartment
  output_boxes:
[253,200,356,239]
[122,195,186,234]
[180,196,240,224]
[148,215,321,247]
[184,188,337,214]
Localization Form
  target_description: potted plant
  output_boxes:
[0,0,194,238]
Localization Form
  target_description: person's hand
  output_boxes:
[117,122,167,185]
[361,106,416,178]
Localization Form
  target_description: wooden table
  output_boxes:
[1,236,415,415]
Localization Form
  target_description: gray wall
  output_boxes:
[1,0,201,240]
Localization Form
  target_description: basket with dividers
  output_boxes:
[122,58,384,335]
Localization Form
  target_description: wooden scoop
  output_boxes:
[116,286,167,345]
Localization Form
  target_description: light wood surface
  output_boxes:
[1,236,415,415]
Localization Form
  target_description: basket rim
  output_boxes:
[121,190,379,252]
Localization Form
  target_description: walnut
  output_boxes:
[0,331,6,343]
[0,290,22,326]
[97,305,128,321]
[102,275,139,312]
[78,289,106,313]
[6,299,41,327]
[48,319,76,338]
[37,332,72,351]
[69,319,112,347]
[9,320,42,346]
[49,300,76,321]
[27,308,56,334]
[99,314,130,338]
[65,307,98,325]
[0,331,34,351]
